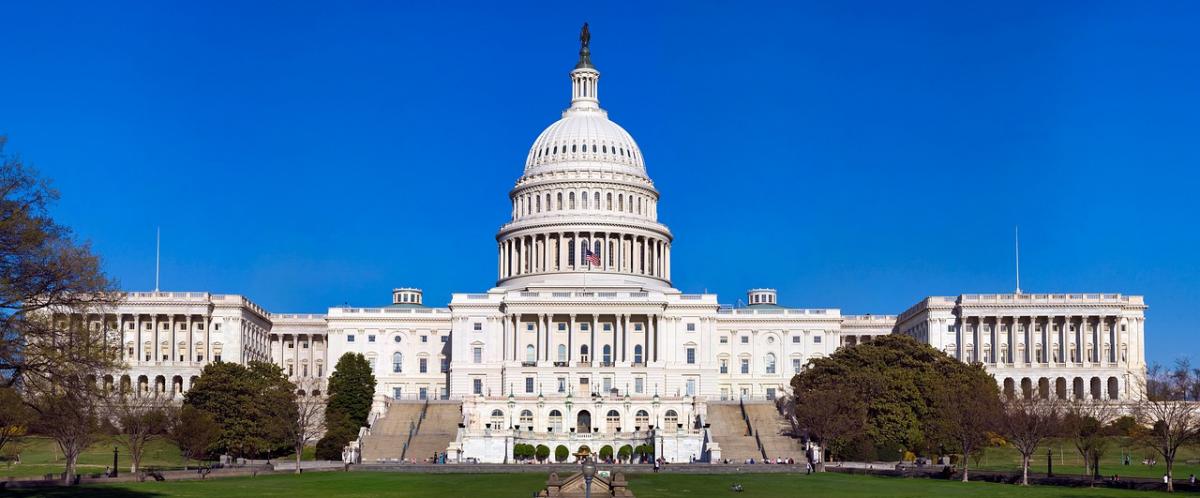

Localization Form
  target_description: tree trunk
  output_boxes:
[295,444,303,474]
[1166,459,1174,492]
[961,457,969,482]
[1022,455,1030,486]
[63,453,77,485]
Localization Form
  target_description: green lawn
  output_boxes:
[0,471,1172,498]
[1,438,314,479]
[969,438,1200,480]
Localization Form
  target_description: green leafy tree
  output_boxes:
[317,353,376,460]
[535,444,550,462]
[0,387,32,458]
[183,361,296,458]
[793,334,1004,464]
[599,445,613,461]
[555,445,569,462]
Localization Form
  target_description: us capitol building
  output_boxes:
[78,29,1148,463]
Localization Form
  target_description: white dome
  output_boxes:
[524,110,646,177]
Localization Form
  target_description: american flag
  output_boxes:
[584,247,601,266]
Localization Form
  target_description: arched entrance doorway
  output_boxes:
[577,410,592,433]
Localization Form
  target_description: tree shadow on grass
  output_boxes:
[0,486,165,498]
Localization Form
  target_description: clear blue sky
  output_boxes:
[1,2,1196,366]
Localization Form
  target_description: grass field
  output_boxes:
[0,438,313,479]
[969,438,1200,480]
[0,471,1171,497]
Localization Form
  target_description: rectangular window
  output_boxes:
[348,335,356,342]
[441,358,449,373]
[814,336,822,343]
[421,335,428,343]
[557,377,566,393]
[793,358,802,373]
[419,358,428,373]
[719,359,728,374]
[581,323,589,331]
[686,348,696,365]
[686,379,696,396]
[792,336,801,343]
[441,335,449,343]
[603,377,613,393]
[686,323,696,332]
[719,336,728,344]
[558,323,566,331]
[766,388,776,400]
[368,335,376,343]
[473,322,482,331]
[473,378,482,395]
[419,387,428,400]
[603,323,611,331]
[214,354,222,362]
[393,387,402,399]
[635,377,644,394]
[287,342,294,349]
[740,336,749,344]
[526,377,534,393]
[634,324,643,331]
[740,359,749,374]
[527,323,535,331]
[473,347,482,364]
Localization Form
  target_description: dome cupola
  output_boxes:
[496,24,673,290]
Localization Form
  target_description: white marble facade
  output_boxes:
[72,35,1147,463]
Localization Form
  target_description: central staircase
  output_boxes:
[361,400,461,463]
[707,400,804,463]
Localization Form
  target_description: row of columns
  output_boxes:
[958,315,1139,367]
[271,333,324,379]
[501,313,661,366]
[511,188,654,220]
[74,313,219,366]
[499,232,670,280]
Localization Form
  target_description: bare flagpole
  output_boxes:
[1014,225,1022,294]
[155,227,161,292]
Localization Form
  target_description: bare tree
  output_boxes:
[998,395,1061,486]
[1135,362,1200,492]
[1063,398,1120,478]
[108,391,172,475]
[283,379,326,473]
[28,375,104,484]
[0,137,121,387]
[169,405,219,471]
[794,381,865,462]
[928,364,1001,482]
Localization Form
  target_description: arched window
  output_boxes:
[519,409,533,426]
[602,345,612,364]
[618,194,624,212]
[765,353,776,374]
[635,410,649,428]
[557,344,567,362]
[557,193,563,210]
[490,409,505,428]
[392,352,403,373]
[526,345,536,363]
[569,192,576,209]
[582,191,589,209]
[568,240,576,266]
[536,196,541,212]
[664,410,679,429]
[607,193,613,210]
[606,410,621,433]
[580,344,590,362]
[549,409,563,432]
[634,345,643,364]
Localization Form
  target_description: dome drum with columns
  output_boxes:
[497,31,672,289]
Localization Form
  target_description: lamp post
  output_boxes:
[112,446,119,477]
[581,456,597,498]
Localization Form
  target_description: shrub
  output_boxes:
[618,445,633,462]
[555,445,569,462]
[535,444,550,462]
[599,445,614,461]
